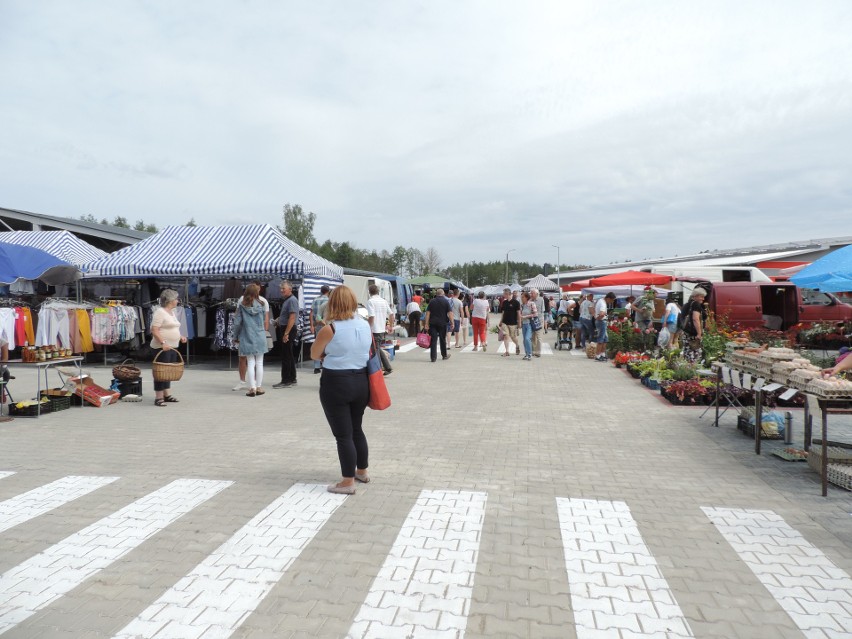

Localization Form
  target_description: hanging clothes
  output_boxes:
[0,308,17,349]
[76,309,94,352]
[35,308,71,348]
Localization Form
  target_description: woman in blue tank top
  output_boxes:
[310,286,373,494]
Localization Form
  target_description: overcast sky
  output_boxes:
[1,1,850,269]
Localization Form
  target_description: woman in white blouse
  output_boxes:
[150,289,186,407]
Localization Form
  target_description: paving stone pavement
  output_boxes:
[0,316,851,639]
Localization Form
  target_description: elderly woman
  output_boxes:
[150,289,186,407]
[310,286,373,495]
[232,283,269,397]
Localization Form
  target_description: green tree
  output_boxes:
[113,216,130,228]
[279,203,316,249]
[186,218,197,227]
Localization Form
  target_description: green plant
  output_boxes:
[671,361,697,381]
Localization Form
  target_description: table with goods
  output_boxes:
[7,346,84,418]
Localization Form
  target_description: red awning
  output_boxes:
[561,279,590,291]
[588,270,672,287]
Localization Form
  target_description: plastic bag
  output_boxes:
[657,326,671,347]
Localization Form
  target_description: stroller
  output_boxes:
[554,313,573,350]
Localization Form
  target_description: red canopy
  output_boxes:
[561,279,590,291]
[588,270,672,287]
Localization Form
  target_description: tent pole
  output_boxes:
[185,278,190,367]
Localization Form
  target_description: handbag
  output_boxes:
[367,337,391,410]
[265,330,274,350]
[416,331,431,348]
[530,315,542,332]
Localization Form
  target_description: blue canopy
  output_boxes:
[0,242,80,285]
[791,245,852,293]
[0,230,106,267]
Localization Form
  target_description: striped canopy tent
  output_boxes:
[83,224,341,280]
[0,230,106,267]
[523,274,559,292]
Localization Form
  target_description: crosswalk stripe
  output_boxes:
[112,483,346,639]
[349,489,487,638]
[0,473,13,481]
[495,342,553,355]
[703,506,852,638]
[397,341,421,353]
[557,498,694,638]
[0,478,232,636]
[0,476,119,534]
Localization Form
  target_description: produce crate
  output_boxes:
[40,389,72,412]
[9,400,52,417]
[737,415,783,440]
[115,378,143,398]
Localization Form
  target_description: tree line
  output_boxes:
[280,203,588,285]
[78,214,197,233]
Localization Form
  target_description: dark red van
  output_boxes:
[701,282,852,330]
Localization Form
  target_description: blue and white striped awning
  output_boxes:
[82,224,343,279]
[0,230,107,267]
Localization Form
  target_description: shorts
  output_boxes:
[594,319,608,343]
[452,320,460,334]
[636,318,652,330]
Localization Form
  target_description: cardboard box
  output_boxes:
[68,376,120,407]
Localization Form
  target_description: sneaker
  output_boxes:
[442,354,451,360]
[273,381,295,389]
[523,355,531,360]
[482,344,487,352]
[232,381,248,391]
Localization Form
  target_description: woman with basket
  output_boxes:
[150,289,186,407]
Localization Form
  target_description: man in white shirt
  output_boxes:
[365,284,394,375]
[233,282,270,390]
[594,292,616,361]
[579,293,594,348]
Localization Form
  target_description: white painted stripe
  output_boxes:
[704,506,852,639]
[557,498,694,638]
[0,473,13,481]
[0,476,119,534]
[397,341,421,353]
[494,341,552,355]
[0,478,231,636]
[349,489,487,639]
[540,343,554,356]
[112,483,346,639]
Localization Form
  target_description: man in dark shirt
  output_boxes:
[500,288,522,356]
[424,289,454,362]
[273,281,300,388]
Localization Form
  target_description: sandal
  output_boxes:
[502,353,510,357]
[154,399,167,407]
[246,390,256,397]
[163,396,179,403]
[255,388,265,395]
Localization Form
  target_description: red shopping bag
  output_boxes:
[367,337,391,410]
[416,331,431,349]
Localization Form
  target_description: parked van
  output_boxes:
[645,265,771,286]
[693,281,852,330]
[343,275,394,314]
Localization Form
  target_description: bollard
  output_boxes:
[784,411,793,445]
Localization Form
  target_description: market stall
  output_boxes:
[523,274,559,292]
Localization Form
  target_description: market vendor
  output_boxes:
[823,347,852,377]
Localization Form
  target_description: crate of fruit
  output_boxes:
[9,398,52,417]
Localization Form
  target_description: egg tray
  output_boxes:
[807,446,852,475]
[827,464,852,491]
[804,382,852,400]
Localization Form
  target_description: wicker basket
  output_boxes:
[112,359,142,381]
[152,350,184,382]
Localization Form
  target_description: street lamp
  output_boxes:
[505,249,515,285]
[552,244,560,293]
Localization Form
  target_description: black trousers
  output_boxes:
[429,323,448,361]
[280,326,298,383]
[152,348,179,392]
[408,311,421,338]
[319,368,369,478]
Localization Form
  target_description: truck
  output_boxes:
[342,274,395,317]
[688,281,852,330]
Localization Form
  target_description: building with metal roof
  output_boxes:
[0,206,150,253]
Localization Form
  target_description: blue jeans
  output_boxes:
[522,322,533,356]
[579,318,594,346]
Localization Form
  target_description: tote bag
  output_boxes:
[367,337,391,410]
[416,331,431,348]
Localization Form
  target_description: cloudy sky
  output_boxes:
[1,1,850,269]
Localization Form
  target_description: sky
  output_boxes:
[1,0,851,270]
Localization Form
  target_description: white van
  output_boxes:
[343,275,395,315]
[644,265,772,283]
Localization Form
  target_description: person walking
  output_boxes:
[530,289,544,356]
[365,284,394,375]
[579,292,595,348]
[406,298,422,339]
[594,292,616,361]
[273,281,300,389]
[150,289,187,407]
[455,292,470,349]
[310,286,373,495]
[471,291,490,351]
[232,281,270,391]
[310,285,331,375]
[681,287,708,363]
[232,283,269,396]
[425,288,453,362]
[661,293,681,349]
[499,288,521,357]
[520,291,538,360]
